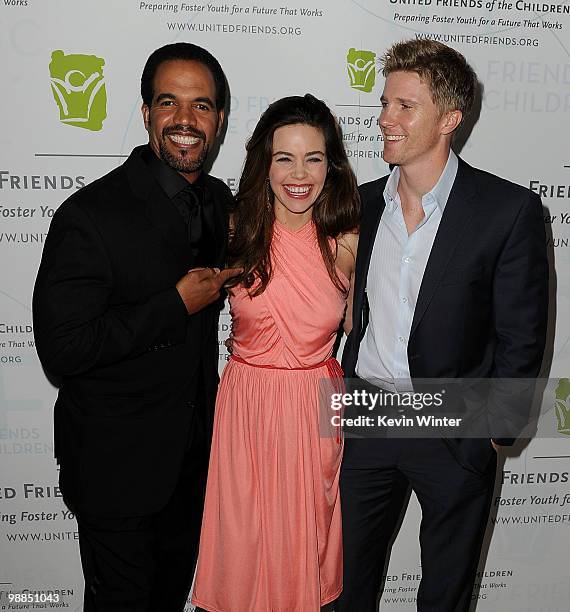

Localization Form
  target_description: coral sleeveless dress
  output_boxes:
[192,220,347,611]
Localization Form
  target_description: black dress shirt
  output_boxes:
[142,146,216,266]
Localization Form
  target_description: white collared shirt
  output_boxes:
[356,151,459,392]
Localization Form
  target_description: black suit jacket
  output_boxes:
[342,158,549,472]
[33,145,231,517]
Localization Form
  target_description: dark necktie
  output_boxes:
[176,183,215,266]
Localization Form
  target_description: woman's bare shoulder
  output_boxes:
[337,230,359,259]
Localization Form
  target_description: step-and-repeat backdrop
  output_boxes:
[1,1,569,609]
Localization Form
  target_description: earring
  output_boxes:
[265,179,272,212]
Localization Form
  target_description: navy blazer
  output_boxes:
[342,158,549,472]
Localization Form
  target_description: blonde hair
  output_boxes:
[381,39,477,118]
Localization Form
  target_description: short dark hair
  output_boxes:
[141,43,227,109]
[381,39,477,118]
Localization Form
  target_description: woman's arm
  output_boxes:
[335,232,359,335]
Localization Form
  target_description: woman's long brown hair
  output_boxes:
[227,94,360,296]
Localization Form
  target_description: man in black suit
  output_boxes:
[337,40,548,611]
[33,43,240,611]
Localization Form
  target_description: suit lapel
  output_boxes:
[352,178,387,336]
[124,147,192,268]
[357,192,385,295]
[203,176,229,268]
[410,158,477,337]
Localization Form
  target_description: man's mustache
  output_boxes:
[162,125,206,140]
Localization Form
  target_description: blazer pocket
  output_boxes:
[440,264,484,286]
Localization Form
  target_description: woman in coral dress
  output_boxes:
[192,94,359,612]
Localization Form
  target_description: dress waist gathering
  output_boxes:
[230,354,343,377]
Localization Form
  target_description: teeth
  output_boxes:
[285,185,311,194]
[169,134,201,145]
[385,135,405,141]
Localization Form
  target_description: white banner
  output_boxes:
[1,0,569,609]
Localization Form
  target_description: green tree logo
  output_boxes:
[555,378,570,436]
[49,50,107,131]
[347,48,376,93]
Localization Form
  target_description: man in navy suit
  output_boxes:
[337,39,548,611]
